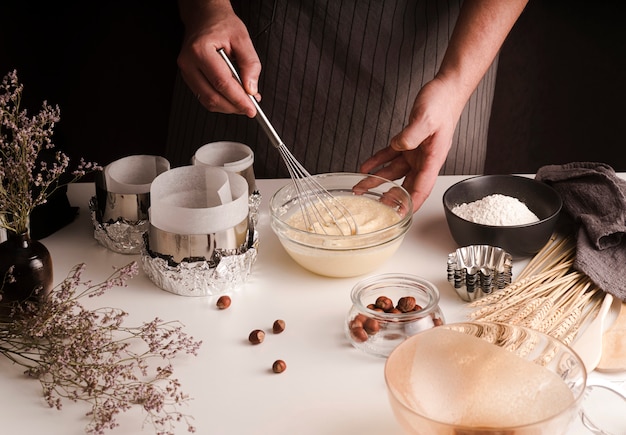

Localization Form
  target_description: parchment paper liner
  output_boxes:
[193,141,257,195]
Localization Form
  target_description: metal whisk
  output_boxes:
[218,48,358,235]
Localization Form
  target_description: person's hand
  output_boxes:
[359,77,465,212]
[359,0,528,213]
[177,0,261,117]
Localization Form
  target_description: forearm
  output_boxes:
[437,0,528,109]
[178,0,233,32]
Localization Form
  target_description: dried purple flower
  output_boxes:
[0,70,101,235]
[0,261,202,434]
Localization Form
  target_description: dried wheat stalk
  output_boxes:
[467,234,604,344]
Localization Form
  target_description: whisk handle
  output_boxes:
[250,100,283,150]
[217,48,283,150]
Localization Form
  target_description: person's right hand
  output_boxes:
[358,77,460,213]
[177,0,261,117]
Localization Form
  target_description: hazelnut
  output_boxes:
[248,329,265,344]
[433,316,444,327]
[396,296,416,313]
[272,319,286,334]
[375,296,393,312]
[363,317,380,334]
[216,295,231,310]
[272,359,287,373]
[350,326,368,343]
[350,313,368,328]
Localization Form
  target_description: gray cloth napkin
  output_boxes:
[536,162,626,301]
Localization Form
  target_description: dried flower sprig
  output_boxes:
[0,70,100,235]
[0,261,202,434]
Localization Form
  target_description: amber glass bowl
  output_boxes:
[385,322,586,435]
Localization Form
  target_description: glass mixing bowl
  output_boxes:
[385,322,587,435]
[269,173,413,278]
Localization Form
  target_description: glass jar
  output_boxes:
[345,273,445,357]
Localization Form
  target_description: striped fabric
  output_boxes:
[166,0,498,177]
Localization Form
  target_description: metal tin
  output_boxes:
[94,184,150,223]
[90,155,170,254]
[139,165,258,295]
[94,155,170,222]
[447,245,513,302]
[146,219,249,266]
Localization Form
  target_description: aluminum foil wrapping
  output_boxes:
[141,229,258,296]
[248,190,261,228]
[142,187,261,297]
[89,197,148,254]
[447,245,513,302]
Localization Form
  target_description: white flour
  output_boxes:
[451,194,539,226]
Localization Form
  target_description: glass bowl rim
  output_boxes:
[269,172,414,241]
[384,320,587,431]
[350,273,441,321]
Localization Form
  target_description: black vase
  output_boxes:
[0,231,53,318]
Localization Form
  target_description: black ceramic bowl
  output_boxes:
[442,175,562,258]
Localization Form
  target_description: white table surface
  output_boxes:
[1,176,624,435]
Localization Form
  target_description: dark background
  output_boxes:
[0,2,183,171]
[485,1,626,173]
[1,1,625,176]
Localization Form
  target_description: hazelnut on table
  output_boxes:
[248,329,265,344]
[216,295,231,310]
[272,359,287,373]
[272,319,286,334]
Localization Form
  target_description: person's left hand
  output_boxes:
[359,77,465,212]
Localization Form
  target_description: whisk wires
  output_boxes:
[277,146,358,235]
[218,48,358,235]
